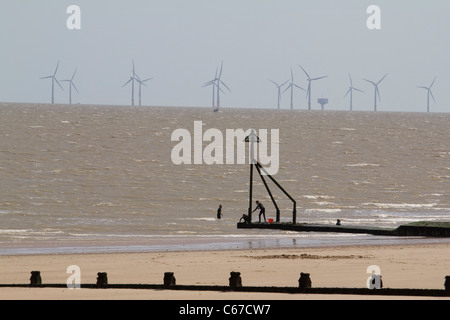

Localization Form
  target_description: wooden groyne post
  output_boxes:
[30,271,42,287]
[164,272,176,287]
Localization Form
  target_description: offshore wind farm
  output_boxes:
[1,3,450,302]
[34,60,444,114]
[2,2,450,113]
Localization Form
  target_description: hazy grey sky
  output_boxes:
[1,1,449,112]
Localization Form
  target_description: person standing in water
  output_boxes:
[252,200,266,223]
[217,204,223,219]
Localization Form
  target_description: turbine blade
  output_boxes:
[283,84,292,93]
[294,84,305,91]
[203,80,216,87]
[218,61,223,79]
[364,79,376,85]
[41,76,52,79]
[143,78,153,82]
[430,76,437,88]
[55,78,64,91]
[344,88,351,98]
[122,78,132,87]
[353,88,364,93]
[376,87,381,101]
[417,86,428,90]
[54,61,59,76]
[269,79,278,86]
[299,65,310,79]
[430,90,436,102]
[72,82,79,94]
[71,68,77,81]
[311,75,328,81]
[377,73,388,85]
[281,80,289,87]
[220,80,231,92]
[349,73,353,87]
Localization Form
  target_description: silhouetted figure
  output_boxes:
[252,200,266,223]
[217,204,223,219]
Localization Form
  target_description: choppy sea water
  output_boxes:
[0,103,449,254]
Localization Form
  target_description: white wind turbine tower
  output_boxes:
[344,74,364,111]
[363,74,388,112]
[417,76,437,113]
[203,67,221,110]
[40,61,63,104]
[122,60,137,106]
[269,79,288,109]
[61,68,79,104]
[283,68,304,110]
[299,65,328,110]
[215,61,231,111]
[134,72,153,107]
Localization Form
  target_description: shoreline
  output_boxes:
[0,242,449,300]
[2,234,450,256]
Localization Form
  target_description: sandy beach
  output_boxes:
[1,243,449,300]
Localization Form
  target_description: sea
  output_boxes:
[1,103,449,255]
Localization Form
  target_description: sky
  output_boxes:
[1,0,449,112]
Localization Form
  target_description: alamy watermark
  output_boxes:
[171,121,280,175]
[66,5,81,30]
[66,265,81,289]
[65,5,380,31]
[366,5,381,30]
[366,265,382,289]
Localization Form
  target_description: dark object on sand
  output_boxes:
[97,272,108,287]
[445,276,450,292]
[164,272,176,287]
[298,272,312,289]
[30,271,42,286]
[229,271,242,288]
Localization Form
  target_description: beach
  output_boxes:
[1,243,449,300]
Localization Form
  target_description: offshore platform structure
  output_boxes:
[238,132,450,238]
[318,98,329,111]
[243,130,297,224]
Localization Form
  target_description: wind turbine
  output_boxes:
[299,65,328,110]
[269,79,288,109]
[417,76,437,113]
[215,61,231,111]
[363,74,388,112]
[134,73,153,107]
[61,68,79,104]
[283,68,304,110]
[203,62,230,111]
[203,67,220,110]
[344,74,364,111]
[40,61,63,104]
[122,60,137,106]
